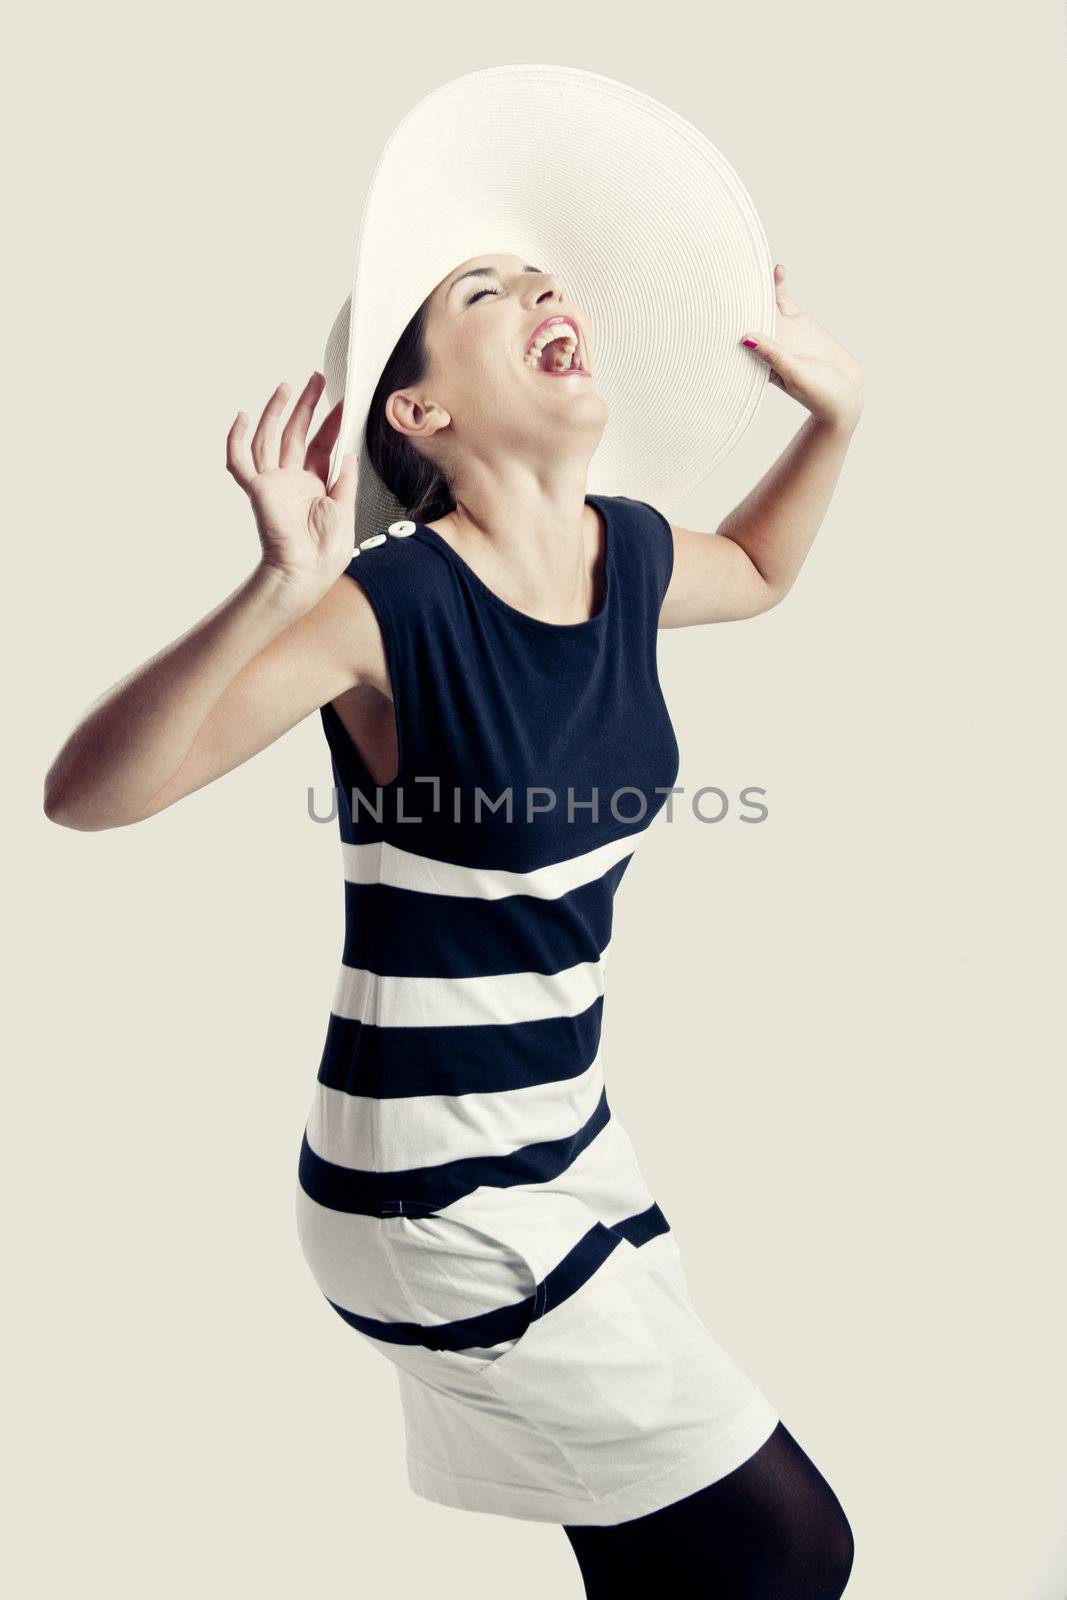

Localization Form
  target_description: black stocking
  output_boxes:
[562,1421,855,1599]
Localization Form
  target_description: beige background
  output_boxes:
[8,2,1065,1595]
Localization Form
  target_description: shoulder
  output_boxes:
[334,522,460,673]
[605,494,671,534]
[347,522,429,578]
[603,494,674,555]
[601,494,675,603]
[340,522,449,609]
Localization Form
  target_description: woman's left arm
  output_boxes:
[660,264,864,628]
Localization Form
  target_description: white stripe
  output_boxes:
[305,1046,606,1171]
[294,1112,668,1336]
[331,940,612,1029]
[294,1180,597,1328]
[340,824,648,901]
[294,1194,409,1321]
[557,1112,663,1236]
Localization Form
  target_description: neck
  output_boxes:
[431,466,603,625]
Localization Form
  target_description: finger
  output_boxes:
[773,262,801,317]
[306,396,344,484]
[327,449,360,510]
[226,410,256,490]
[740,331,795,381]
[250,382,290,474]
[279,371,326,470]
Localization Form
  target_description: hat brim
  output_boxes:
[324,63,775,538]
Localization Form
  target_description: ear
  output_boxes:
[385,388,451,441]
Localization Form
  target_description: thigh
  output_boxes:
[562,1421,855,1599]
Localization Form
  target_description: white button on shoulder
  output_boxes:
[359,533,388,550]
[388,520,417,537]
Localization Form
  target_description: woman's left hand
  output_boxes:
[741,264,864,431]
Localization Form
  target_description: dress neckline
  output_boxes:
[412,494,614,636]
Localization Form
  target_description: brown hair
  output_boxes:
[364,293,455,524]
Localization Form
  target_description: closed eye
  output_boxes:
[466,286,500,305]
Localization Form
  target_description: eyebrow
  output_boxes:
[446,264,544,300]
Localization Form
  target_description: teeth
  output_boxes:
[523,320,582,372]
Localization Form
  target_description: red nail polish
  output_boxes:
[742,338,759,349]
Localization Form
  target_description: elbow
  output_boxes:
[754,577,793,615]
[725,581,789,620]
[43,773,143,832]
[45,801,143,832]
[42,785,101,831]
[42,770,79,828]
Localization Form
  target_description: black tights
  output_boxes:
[562,1421,854,1599]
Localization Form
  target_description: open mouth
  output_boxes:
[522,315,590,376]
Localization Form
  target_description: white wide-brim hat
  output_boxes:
[323,63,775,541]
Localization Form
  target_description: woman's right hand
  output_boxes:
[226,371,361,598]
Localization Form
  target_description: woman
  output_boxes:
[45,248,862,1595]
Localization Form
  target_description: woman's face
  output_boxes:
[387,251,608,482]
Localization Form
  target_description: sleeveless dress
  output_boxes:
[294,493,779,1525]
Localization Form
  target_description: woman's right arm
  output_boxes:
[43,371,377,831]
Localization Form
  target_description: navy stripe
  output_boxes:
[316,997,604,1098]
[327,1281,542,1350]
[609,1199,672,1249]
[326,1218,629,1350]
[298,1086,612,1217]
[340,858,630,977]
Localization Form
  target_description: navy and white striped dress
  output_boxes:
[295,493,779,1525]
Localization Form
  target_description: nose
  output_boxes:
[528,272,566,307]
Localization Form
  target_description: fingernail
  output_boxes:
[741,337,759,349]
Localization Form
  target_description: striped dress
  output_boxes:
[295,493,779,1525]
